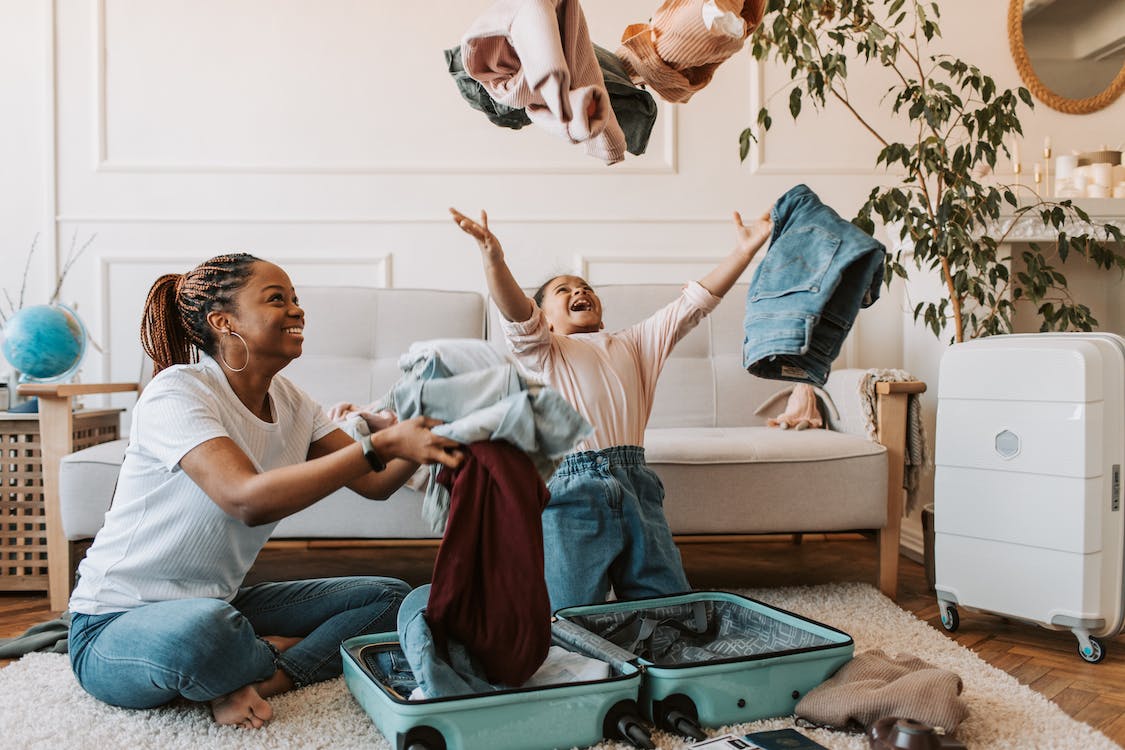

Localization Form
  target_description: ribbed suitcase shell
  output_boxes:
[341,590,853,750]
[934,333,1125,662]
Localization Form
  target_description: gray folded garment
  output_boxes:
[795,649,969,734]
[445,44,658,156]
[0,613,71,657]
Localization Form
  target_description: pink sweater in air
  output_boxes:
[461,0,627,165]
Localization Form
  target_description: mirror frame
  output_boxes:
[1008,0,1125,114]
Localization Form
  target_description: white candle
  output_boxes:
[1035,163,1042,183]
[1044,136,1051,155]
[1092,163,1113,187]
[1012,137,1020,168]
[1055,155,1077,180]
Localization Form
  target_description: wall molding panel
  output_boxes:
[92,1,678,176]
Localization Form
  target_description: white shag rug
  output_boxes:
[0,582,1118,750]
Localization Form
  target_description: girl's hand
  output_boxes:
[733,209,773,261]
[379,416,463,469]
[326,401,360,421]
[450,207,503,262]
[360,409,397,433]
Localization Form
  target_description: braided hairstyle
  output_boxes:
[141,253,261,375]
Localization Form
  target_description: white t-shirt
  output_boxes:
[501,281,719,451]
[69,355,336,615]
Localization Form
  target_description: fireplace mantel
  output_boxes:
[993,198,1125,243]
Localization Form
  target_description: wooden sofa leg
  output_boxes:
[877,525,901,600]
[873,382,925,601]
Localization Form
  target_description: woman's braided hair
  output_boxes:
[141,253,261,375]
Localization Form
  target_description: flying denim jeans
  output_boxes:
[743,183,886,386]
[543,445,690,610]
[68,576,410,709]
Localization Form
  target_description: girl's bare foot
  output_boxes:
[210,684,272,729]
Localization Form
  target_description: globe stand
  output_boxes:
[5,368,35,411]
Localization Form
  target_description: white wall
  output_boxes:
[3,1,1124,552]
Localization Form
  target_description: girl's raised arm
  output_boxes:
[450,207,535,323]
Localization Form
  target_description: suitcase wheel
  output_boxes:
[399,725,446,750]
[1078,635,1106,664]
[939,604,959,632]
[603,699,656,750]
[651,694,706,741]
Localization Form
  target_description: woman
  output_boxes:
[67,253,463,729]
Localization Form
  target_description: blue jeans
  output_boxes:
[543,445,690,610]
[398,584,500,698]
[69,576,410,709]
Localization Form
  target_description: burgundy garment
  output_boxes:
[429,440,552,686]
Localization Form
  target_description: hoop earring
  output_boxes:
[219,330,249,373]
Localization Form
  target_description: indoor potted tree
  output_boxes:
[741,0,1125,344]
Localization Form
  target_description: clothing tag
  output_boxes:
[780,365,809,379]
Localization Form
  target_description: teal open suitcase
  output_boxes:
[342,590,853,750]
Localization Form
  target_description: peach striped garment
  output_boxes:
[618,0,766,104]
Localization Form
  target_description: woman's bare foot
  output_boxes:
[262,634,302,653]
[210,684,273,729]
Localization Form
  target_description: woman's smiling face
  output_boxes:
[223,261,306,366]
[537,275,604,334]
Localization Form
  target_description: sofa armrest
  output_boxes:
[822,368,873,438]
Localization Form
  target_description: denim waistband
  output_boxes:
[554,445,646,477]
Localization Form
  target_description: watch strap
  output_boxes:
[360,433,386,472]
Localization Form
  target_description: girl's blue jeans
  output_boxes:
[68,576,410,709]
[543,445,690,610]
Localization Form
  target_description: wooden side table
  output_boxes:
[12,382,139,611]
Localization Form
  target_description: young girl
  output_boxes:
[67,253,463,729]
[451,208,772,609]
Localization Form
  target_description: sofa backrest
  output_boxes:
[488,283,790,428]
[283,286,486,409]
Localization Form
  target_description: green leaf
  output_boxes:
[739,129,753,162]
[789,87,803,119]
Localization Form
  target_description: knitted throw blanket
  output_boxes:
[858,368,928,515]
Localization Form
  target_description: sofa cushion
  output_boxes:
[273,488,440,539]
[60,439,128,540]
[645,426,887,535]
[285,287,486,409]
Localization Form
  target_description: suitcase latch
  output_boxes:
[1113,464,1120,512]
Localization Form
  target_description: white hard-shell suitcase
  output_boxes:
[934,333,1125,663]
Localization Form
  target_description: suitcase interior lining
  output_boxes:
[564,599,836,665]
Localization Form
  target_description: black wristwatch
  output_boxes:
[359,433,386,472]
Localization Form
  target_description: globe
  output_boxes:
[0,304,88,382]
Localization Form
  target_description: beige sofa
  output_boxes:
[36,284,923,611]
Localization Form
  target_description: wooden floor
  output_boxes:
[2,535,1124,745]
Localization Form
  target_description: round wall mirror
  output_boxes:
[1008,0,1125,114]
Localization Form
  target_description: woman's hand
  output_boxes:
[450,207,503,263]
[376,416,463,470]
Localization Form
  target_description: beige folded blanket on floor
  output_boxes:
[795,649,969,734]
